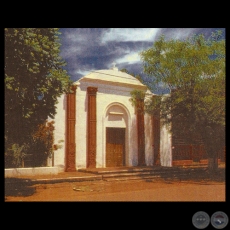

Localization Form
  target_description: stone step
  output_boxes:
[100,170,183,178]
[94,168,207,181]
[102,173,192,181]
[79,167,206,176]
[78,166,190,174]
[103,175,162,181]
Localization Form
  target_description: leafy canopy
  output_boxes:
[5,28,72,166]
[139,30,225,157]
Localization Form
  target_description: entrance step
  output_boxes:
[78,166,208,181]
[79,166,175,174]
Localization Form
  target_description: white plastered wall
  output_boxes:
[159,94,172,167]
[75,84,88,169]
[144,113,154,166]
[53,94,66,171]
[160,122,172,166]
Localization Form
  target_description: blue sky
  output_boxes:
[59,28,225,93]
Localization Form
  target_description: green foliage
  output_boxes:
[139,30,225,163]
[4,28,72,167]
[129,90,146,114]
[145,95,162,117]
[5,143,29,168]
[120,68,129,73]
[130,90,146,104]
[140,31,225,93]
[130,90,161,118]
[28,120,56,167]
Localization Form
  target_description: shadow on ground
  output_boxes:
[5,178,36,197]
[149,167,226,183]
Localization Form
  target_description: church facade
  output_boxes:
[51,67,172,172]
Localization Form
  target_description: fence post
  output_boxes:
[199,145,202,162]
[189,145,193,160]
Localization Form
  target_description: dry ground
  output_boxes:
[5,177,225,202]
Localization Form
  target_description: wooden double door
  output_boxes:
[106,128,125,167]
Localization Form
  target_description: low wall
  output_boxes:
[172,160,193,166]
[4,166,59,178]
[172,159,221,166]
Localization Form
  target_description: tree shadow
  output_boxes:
[151,167,226,183]
[5,178,36,197]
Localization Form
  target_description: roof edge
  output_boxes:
[79,77,148,90]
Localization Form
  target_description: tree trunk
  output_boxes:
[208,156,218,173]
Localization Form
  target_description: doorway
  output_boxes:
[106,128,125,167]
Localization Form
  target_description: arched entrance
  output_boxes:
[104,103,129,167]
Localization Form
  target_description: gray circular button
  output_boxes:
[192,211,210,229]
[211,211,228,229]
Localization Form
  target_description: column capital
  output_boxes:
[87,87,98,95]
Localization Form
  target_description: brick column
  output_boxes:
[152,115,160,165]
[87,87,98,168]
[136,99,146,166]
[65,85,77,172]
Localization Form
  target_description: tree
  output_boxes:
[139,30,225,172]
[5,28,72,167]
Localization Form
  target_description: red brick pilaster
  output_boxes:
[87,87,98,168]
[65,85,77,172]
[136,99,146,166]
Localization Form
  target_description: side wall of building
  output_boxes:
[160,122,172,167]
[53,94,66,171]
[144,113,154,166]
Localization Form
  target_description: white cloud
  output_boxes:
[102,28,160,43]
[165,28,198,40]
[73,69,90,77]
[60,46,82,59]
[63,29,87,43]
[115,52,141,65]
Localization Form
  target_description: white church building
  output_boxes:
[51,67,172,172]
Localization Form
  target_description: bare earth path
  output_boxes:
[5,178,225,202]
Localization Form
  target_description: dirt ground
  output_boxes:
[5,178,225,202]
